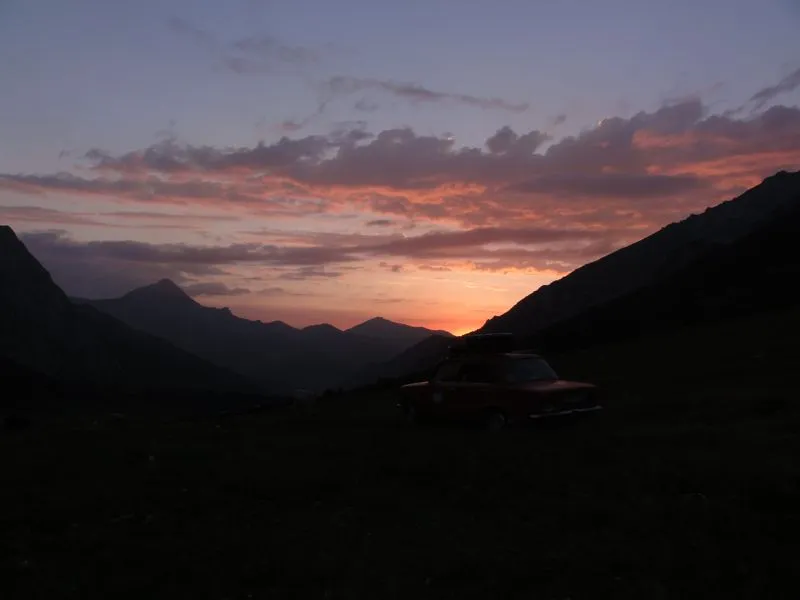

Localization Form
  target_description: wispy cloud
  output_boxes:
[748,66,800,111]
[167,16,321,75]
[167,16,529,120]
[0,205,240,229]
[325,76,529,113]
[277,267,345,280]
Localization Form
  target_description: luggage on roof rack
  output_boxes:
[448,332,517,355]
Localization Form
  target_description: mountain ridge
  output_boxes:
[479,170,800,337]
[0,226,254,395]
[80,282,453,393]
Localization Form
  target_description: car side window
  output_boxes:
[459,361,499,384]
[434,361,462,382]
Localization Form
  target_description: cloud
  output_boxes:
[0,170,327,216]
[507,173,708,198]
[167,16,319,75]
[749,66,800,111]
[325,76,530,113]
[1,206,108,227]
[0,206,240,230]
[182,282,251,297]
[7,93,800,269]
[19,230,215,299]
[379,261,404,273]
[21,224,622,290]
[167,16,527,118]
[485,126,551,154]
[360,227,618,258]
[277,267,345,280]
[19,230,357,270]
[230,34,319,68]
[354,98,381,112]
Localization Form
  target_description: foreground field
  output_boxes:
[3,307,800,599]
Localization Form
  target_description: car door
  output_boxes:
[442,359,499,421]
[428,360,464,418]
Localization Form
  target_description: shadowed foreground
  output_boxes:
[3,307,800,599]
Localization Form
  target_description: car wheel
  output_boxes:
[484,410,507,432]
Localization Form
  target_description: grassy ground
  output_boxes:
[3,307,800,599]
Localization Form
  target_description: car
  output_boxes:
[397,333,601,430]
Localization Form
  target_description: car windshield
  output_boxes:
[504,358,558,383]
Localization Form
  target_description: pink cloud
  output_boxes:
[5,93,800,275]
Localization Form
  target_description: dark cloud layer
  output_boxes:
[508,173,708,198]
[18,222,623,298]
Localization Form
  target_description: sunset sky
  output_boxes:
[2,0,800,334]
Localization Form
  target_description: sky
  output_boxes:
[1,0,800,334]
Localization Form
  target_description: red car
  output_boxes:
[398,335,601,430]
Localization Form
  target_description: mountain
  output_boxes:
[530,184,800,354]
[0,226,253,395]
[78,285,452,394]
[480,170,800,338]
[346,317,452,346]
[351,170,800,389]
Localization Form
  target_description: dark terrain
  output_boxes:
[2,304,799,599]
[3,172,800,598]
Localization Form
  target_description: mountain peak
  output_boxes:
[154,278,185,292]
[122,279,195,304]
[1,225,65,303]
[304,323,341,331]
[347,316,453,339]
[362,316,393,325]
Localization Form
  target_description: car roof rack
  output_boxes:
[448,332,517,355]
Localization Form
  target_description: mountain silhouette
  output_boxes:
[79,284,452,393]
[346,317,453,344]
[531,177,800,353]
[480,170,800,338]
[0,226,253,394]
[354,170,800,388]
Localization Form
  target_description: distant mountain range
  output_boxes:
[75,282,452,394]
[358,170,800,387]
[0,226,252,395]
[5,169,799,401]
